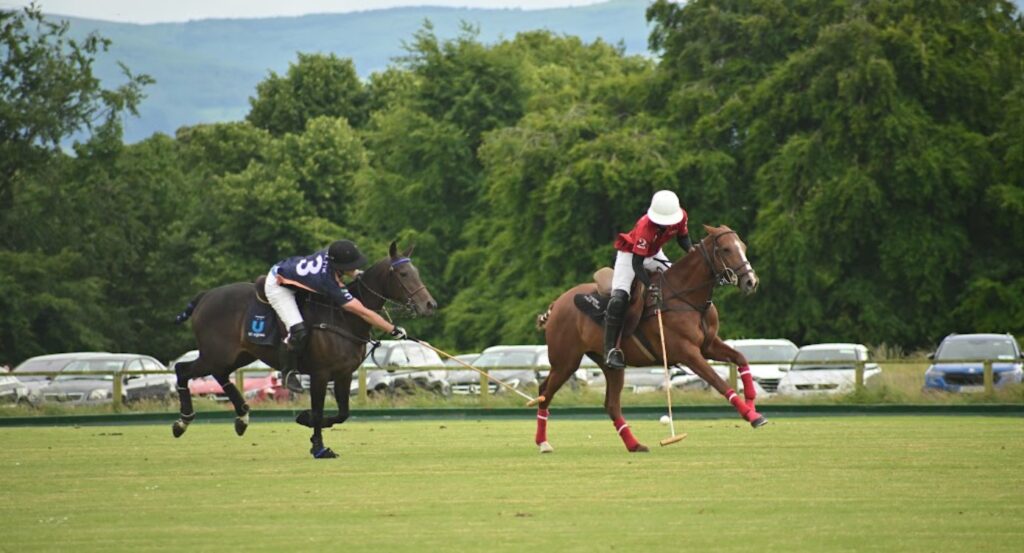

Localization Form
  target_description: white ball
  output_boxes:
[659,415,671,425]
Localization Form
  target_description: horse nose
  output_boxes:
[745,276,759,294]
[425,299,438,314]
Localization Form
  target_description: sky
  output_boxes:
[0,0,611,23]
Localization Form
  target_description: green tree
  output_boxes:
[246,53,368,135]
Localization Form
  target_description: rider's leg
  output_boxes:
[264,270,307,391]
[605,251,635,370]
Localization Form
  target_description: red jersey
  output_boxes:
[614,213,689,257]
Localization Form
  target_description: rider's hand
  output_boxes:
[649,283,662,303]
[390,325,408,340]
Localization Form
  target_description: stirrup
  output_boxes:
[606,348,625,369]
[283,370,305,393]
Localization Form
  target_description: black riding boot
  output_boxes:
[281,322,308,393]
[604,290,629,370]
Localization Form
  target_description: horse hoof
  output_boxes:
[630,444,650,453]
[311,447,338,459]
[750,416,769,428]
[234,413,250,436]
[172,421,188,438]
[538,441,554,454]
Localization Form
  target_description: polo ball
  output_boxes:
[659,415,670,425]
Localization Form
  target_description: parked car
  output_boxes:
[11,352,114,400]
[448,345,542,395]
[924,333,1024,392]
[710,338,799,395]
[359,340,449,396]
[442,354,494,395]
[37,353,176,405]
[185,364,291,404]
[0,375,33,406]
[776,343,881,396]
[588,363,693,393]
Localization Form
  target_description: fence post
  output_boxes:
[480,368,490,406]
[236,369,245,394]
[358,365,368,403]
[728,364,738,391]
[855,360,865,390]
[983,359,993,395]
[112,373,123,413]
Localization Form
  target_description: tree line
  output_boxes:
[1,0,1021,365]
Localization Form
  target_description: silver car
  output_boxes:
[37,353,176,405]
[448,345,542,394]
[358,340,449,396]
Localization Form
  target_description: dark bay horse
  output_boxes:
[536,225,766,453]
[172,241,436,458]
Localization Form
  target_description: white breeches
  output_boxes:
[264,267,303,328]
[612,250,671,295]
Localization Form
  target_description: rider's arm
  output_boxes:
[342,298,397,334]
[677,233,694,252]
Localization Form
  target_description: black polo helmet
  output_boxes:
[326,240,368,273]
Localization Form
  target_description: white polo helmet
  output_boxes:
[647,190,684,226]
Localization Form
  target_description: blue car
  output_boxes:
[925,333,1024,392]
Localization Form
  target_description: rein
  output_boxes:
[654,231,751,314]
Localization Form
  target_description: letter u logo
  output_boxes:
[251,319,265,333]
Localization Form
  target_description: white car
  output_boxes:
[710,338,799,395]
[776,343,881,396]
[360,340,449,396]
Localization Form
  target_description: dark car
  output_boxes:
[11,352,115,402]
[37,353,176,405]
[925,333,1024,392]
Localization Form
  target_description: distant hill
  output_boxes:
[52,0,654,143]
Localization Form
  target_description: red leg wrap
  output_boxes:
[726,388,762,423]
[739,365,756,408]
[613,416,640,451]
[535,408,549,445]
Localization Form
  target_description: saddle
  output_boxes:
[573,267,651,341]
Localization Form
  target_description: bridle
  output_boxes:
[352,257,426,319]
[696,230,754,287]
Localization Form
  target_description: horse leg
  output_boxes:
[603,366,648,452]
[213,372,251,436]
[307,372,339,459]
[535,360,579,454]
[680,345,767,428]
[703,336,757,409]
[172,360,198,438]
[324,371,352,428]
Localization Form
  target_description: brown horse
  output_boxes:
[536,225,766,453]
[172,241,436,458]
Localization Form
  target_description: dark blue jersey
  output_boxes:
[272,248,355,306]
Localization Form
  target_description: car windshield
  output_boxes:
[792,348,858,368]
[55,360,124,381]
[475,351,538,368]
[937,338,1017,361]
[239,370,272,378]
[734,344,798,363]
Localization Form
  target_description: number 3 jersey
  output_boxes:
[271,248,355,306]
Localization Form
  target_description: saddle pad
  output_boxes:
[244,298,281,346]
[573,292,609,326]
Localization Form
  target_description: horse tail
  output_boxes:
[535,302,553,331]
[174,292,206,324]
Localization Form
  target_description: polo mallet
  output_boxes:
[655,293,687,446]
[415,340,545,407]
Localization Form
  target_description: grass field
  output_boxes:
[1,416,1022,552]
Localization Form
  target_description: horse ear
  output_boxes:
[401,244,415,258]
[389,240,398,259]
[702,224,716,236]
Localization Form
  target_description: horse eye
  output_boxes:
[400,271,409,277]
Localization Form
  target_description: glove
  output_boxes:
[390,325,408,340]
[649,283,662,303]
